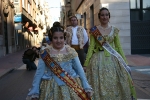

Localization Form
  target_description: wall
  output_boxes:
[0,0,15,57]
[0,0,3,57]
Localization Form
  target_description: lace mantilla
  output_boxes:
[43,45,78,62]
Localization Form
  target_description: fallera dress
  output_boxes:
[84,25,137,100]
[26,45,92,100]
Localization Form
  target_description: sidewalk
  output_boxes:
[126,54,150,67]
[0,50,25,78]
[126,54,150,99]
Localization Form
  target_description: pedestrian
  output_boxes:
[41,35,51,47]
[65,16,89,66]
[84,7,137,100]
[22,46,39,71]
[26,22,93,100]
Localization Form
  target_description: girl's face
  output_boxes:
[52,32,65,50]
[99,10,110,25]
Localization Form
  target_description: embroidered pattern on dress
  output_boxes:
[45,45,78,62]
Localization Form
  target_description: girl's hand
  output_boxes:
[31,98,38,100]
[86,92,92,99]
[83,66,86,72]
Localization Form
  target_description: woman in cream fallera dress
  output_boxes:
[84,25,136,100]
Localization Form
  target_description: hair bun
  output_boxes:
[53,21,61,27]
[48,21,66,41]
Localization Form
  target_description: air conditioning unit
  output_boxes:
[75,14,83,19]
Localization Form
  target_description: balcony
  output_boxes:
[22,7,33,23]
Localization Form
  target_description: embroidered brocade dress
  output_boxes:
[26,45,92,100]
[84,25,136,100]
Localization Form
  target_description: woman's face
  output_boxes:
[52,32,65,50]
[99,10,110,25]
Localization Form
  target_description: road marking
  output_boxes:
[136,68,150,71]
[137,99,150,100]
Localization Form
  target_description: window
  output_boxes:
[131,11,140,21]
[28,3,31,14]
[80,19,82,25]
[130,0,140,9]
[90,5,94,27]
[84,12,86,29]
[143,0,150,8]
[14,5,20,13]
[34,11,36,18]
[143,10,150,20]
[130,0,150,21]
[28,0,32,5]
[14,0,19,2]
[22,0,24,8]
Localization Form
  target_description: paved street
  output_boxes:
[0,64,150,100]
[131,66,150,75]
[131,66,150,99]
[0,50,150,100]
[127,55,150,100]
[0,65,35,100]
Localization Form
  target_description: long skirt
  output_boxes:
[86,51,136,100]
[39,78,82,100]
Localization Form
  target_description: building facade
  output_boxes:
[61,0,150,55]
[0,0,15,57]
[130,0,150,54]
[0,0,50,57]
[16,0,43,49]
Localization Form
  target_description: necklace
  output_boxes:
[99,25,111,31]
[52,46,65,52]
[52,46,65,62]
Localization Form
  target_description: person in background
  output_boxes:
[26,22,93,100]
[84,7,136,100]
[65,16,89,67]
[41,35,51,47]
[22,46,40,71]
[83,28,89,54]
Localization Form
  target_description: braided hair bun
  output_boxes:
[48,21,65,41]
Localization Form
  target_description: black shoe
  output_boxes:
[26,65,31,71]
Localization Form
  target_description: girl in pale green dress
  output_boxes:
[84,7,136,100]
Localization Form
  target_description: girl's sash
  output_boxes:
[90,26,131,75]
[40,49,91,100]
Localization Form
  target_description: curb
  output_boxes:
[0,68,15,79]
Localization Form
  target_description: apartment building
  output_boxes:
[61,0,150,55]
[14,0,43,49]
[0,0,50,57]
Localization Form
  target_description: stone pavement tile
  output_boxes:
[132,71,150,98]
[0,50,25,78]
[126,55,150,67]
